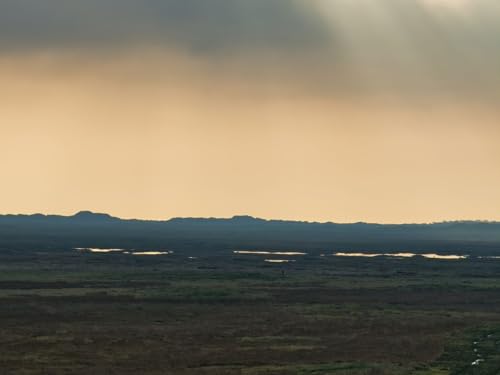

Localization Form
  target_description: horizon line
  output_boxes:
[1,210,499,226]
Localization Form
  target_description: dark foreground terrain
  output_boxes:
[2,249,500,375]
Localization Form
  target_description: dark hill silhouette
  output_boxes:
[0,212,499,254]
[72,211,117,221]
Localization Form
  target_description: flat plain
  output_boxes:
[2,249,500,375]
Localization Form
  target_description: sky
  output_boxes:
[1,0,499,223]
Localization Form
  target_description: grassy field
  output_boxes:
[2,250,500,374]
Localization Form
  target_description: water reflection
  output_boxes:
[75,248,125,253]
[234,251,307,256]
[74,248,173,256]
[333,252,468,260]
[132,251,172,256]
[75,248,474,260]
[421,253,467,260]
[390,253,417,258]
[335,252,382,258]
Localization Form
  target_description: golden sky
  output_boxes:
[1,1,499,223]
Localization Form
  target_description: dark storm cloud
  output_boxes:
[0,0,331,53]
[0,0,499,101]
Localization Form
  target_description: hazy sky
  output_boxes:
[1,0,499,223]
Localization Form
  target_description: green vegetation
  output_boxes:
[2,250,500,374]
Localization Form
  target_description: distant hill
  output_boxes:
[0,211,499,254]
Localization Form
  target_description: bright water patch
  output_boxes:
[132,251,172,256]
[333,252,468,260]
[234,250,307,256]
[75,248,125,253]
[390,253,417,258]
[421,253,467,260]
[335,252,383,258]
[75,248,173,256]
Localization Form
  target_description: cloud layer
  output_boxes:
[1,0,499,100]
[0,0,329,52]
